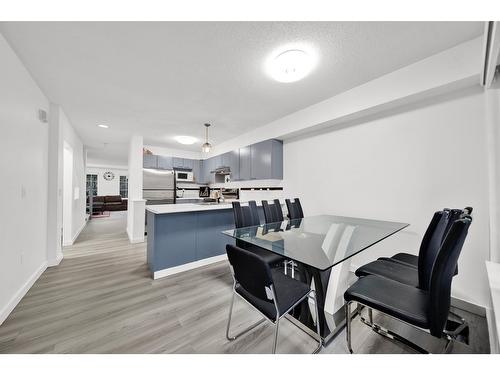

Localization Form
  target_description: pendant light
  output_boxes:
[201,123,212,153]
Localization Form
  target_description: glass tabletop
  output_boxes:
[222,214,409,271]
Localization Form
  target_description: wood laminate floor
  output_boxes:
[0,212,490,354]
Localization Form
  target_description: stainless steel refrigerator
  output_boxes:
[143,168,176,205]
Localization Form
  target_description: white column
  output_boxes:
[486,82,500,263]
[127,135,145,243]
[46,103,63,266]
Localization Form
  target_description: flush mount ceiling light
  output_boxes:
[266,46,317,83]
[175,135,197,145]
[97,124,109,128]
[201,123,212,153]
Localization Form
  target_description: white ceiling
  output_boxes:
[0,22,484,164]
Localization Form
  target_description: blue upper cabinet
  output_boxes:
[250,140,272,180]
[192,160,201,182]
[143,154,158,169]
[228,150,240,181]
[238,139,282,181]
[212,155,222,170]
[239,145,252,180]
[143,138,282,182]
[183,158,194,170]
[157,155,173,170]
[172,157,184,169]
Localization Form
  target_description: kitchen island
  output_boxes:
[146,202,244,279]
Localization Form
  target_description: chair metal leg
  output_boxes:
[345,301,353,353]
[445,310,469,344]
[284,260,288,275]
[226,290,266,341]
[443,335,454,353]
[310,291,323,354]
[368,307,373,325]
[291,262,295,279]
[272,319,280,354]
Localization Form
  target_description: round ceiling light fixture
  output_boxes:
[201,123,212,153]
[175,135,197,145]
[266,46,317,83]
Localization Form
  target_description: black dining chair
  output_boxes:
[344,216,472,354]
[388,207,472,267]
[225,244,323,353]
[261,199,296,277]
[262,199,285,224]
[355,210,450,288]
[355,208,471,342]
[285,198,304,220]
[356,207,470,287]
[231,201,284,267]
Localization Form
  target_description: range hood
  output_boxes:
[210,166,231,175]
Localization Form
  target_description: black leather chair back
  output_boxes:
[428,217,471,337]
[232,201,260,228]
[262,199,284,224]
[442,209,465,244]
[285,198,304,220]
[226,244,274,301]
[417,211,450,291]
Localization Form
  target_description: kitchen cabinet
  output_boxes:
[183,158,195,170]
[143,154,158,169]
[239,145,252,180]
[250,139,283,180]
[229,150,240,181]
[172,157,184,169]
[157,155,173,170]
[192,160,201,182]
[212,155,222,170]
[200,158,212,184]
[143,138,282,182]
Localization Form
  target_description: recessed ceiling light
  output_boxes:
[97,124,109,128]
[266,46,317,83]
[175,135,197,145]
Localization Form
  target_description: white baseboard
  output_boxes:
[47,252,63,267]
[153,254,227,279]
[63,220,87,246]
[0,261,47,325]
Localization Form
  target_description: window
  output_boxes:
[120,175,128,198]
[86,174,97,197]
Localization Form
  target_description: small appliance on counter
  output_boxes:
[175,170,194,182]
[199,186,210,198]
[221,188,239,201]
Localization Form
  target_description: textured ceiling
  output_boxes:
[0,21,484,164]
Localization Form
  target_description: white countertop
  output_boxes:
[146,202,234,214]
[486,261,500,353]
[146,200,279,214]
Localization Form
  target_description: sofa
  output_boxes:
[89,195,128,212]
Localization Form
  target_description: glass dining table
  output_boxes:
[222,214,409,343]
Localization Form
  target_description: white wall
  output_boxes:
[0,33,50,323]
[86,166,128,196]
[284,87,490,308]
[60,108,87,245]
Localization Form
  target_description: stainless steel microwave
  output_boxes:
[175,170,194,182]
